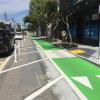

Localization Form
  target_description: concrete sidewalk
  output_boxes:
[31,35,100,100]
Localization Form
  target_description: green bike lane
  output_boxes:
[31,36,100,100]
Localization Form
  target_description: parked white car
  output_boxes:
[14,32,23,40]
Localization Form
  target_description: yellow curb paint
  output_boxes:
[69,49,85,54]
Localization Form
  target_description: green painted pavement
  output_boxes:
[31,35,100,99]
[32,37,63,50]
[53,57,100,100]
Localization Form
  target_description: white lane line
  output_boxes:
[33,40,87,100]
[0,55,12,71]
[0,58,48,75]
[24,76,63,100]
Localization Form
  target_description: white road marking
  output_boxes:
[45,50,76,58]
[24,76,63,100]
[32,40,88,100]
[71,76,93,89]
[0,58,48,75]
[96,75,100,78]
[45,50,60,58]
[0,55,12,71]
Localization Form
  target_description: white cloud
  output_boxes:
[0,0,30,14]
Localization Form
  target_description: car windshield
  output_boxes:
[16,32,22,35]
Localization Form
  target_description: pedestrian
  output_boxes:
[61,31,68,45]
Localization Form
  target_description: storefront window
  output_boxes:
[69,0,84,7]
[91,22,98,40]
[84,16,91,39]
[69,23,76,39]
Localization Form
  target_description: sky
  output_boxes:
[0,0,30,23]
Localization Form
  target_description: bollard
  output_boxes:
[14,44,18,62]
[18,41,21,53]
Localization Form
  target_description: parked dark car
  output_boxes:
[0,29,15,54]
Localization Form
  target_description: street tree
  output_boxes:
[27,0,58,38]
[23,16,30,24]
[16,23,21,32]
[0,22,7,29]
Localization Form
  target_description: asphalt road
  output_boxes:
[0,34,80,100]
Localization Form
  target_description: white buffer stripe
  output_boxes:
[24,76,63,100]
[0,58,48,75]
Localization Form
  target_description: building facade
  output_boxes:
[59,0,100,45]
